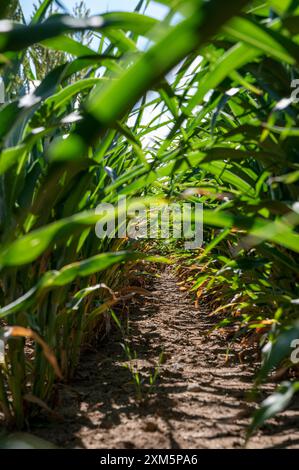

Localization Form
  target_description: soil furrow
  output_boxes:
[33,268,299,449]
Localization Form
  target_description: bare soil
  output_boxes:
[32,268,299,449]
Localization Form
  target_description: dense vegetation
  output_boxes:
[0,0,299,437]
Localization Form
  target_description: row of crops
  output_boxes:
[0,0,298,433]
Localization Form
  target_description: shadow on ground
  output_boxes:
[31,269,299,449]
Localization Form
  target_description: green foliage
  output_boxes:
[248,381,299,439]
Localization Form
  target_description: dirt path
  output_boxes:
[33,268,299,449]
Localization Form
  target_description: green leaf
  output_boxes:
[0,252,169,318]
[42,35,97,56]
[0,144,26,175]
[0,12,158,53]
[258,322,299,381]
[30,0,54,24]
[0,433,58,449]
[0,210,99,268]
[78,0,250,136]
